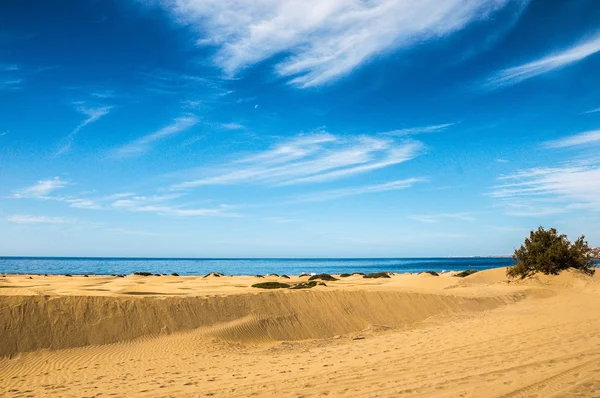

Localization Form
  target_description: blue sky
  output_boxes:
[1,0,600,257]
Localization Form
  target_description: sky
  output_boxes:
[1,0,600,257]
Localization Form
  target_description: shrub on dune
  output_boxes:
[203,272,224,278]
[507,226,596,279]
[421,271,439,276]
[290,281,318,289]
[454,269,478,278]
[363,272,391,278]
[133,272,153,276]
[308,273,338,281]
[251,282,290,289]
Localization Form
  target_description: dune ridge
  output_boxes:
[0,289,526,357]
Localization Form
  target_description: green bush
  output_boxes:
[363,272,391,279]
[290,281,318,289]
[421,271,439,276]
[454,269,478,278]
[203,272,224,278]
[251,282,290,289]
[308,273,338,281]
[133,272,153,276]
[507,227,596,279]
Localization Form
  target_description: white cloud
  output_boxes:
[7,215,69,224]
[90,90,116,99]
[0,79,23,90]
[490,164,600,215]
[110,194,232,217]
[484,34,600,89]
[149,0,522,87]
[543,130,600,149]
[57,105,113,155]
[112,115,198,157]
[382,123,454,136]
[583,107,600,114]
[296,178,424,202]
[171,132,424,190]
[12,177,68,199]
[66,198,102,210]
[101,192,136,201]
[219,122,244,130]
[410,212,475,223]
[0,131,7,138]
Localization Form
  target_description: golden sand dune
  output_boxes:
[1,268,599,397]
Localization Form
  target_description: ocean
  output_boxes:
[0,257,514,276]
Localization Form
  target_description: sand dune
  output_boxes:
[1,268,599,397]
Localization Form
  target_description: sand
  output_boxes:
[0,268,599,397]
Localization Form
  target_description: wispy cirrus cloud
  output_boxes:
[490,164,600,215]
[139,69,227,95]
[66,198,102,210]
[171,132,424,190]
[582,107,600,114]
[11,177,106,210]
[147,0,524,87]
[110,194,235,217]
[7,215,71,224]
[57,105,113,155]
[382,123,454,136]
[0,79,23,90]
[90,90,116,99]
[112,115,198,157]
[12,177,68,199]
[10,176,234,218]
[543,129,600,149]
[410,212,475,223]
[295,178,424,202]
[484,34,600,89]
[219,122,244,130]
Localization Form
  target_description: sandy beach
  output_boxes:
[1,268,599,397]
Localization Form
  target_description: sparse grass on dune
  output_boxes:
[363,272,391,279]
[289,281,318,289]
[203,272,225,278]
[454,269,478,278]
[251,282,291,289]
[308,274,338,281]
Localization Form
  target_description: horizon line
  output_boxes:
[0,255,513,260]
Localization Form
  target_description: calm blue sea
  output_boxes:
[0,257,514,276]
